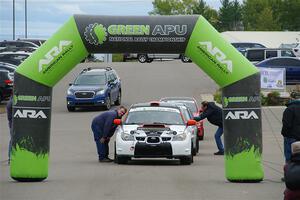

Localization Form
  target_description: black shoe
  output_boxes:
[214,151,224,155]
[99,158,113,163]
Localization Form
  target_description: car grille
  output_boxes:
[75,91,95,99]
[147,136,160,143]
[136,137,145,141]
[145,131,163,135]
[161,137,171,141]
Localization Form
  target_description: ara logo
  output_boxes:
[225,111,259,120]
[38,40,72,73]
[14,109,47,119]
[198,41,233,73]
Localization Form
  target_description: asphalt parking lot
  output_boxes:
[0,61,285,200]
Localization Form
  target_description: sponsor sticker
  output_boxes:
[84,23,188,45]
[14,109,47,119]
[225,110,259,120]
[223,96,260,107]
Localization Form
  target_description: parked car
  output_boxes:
[0,40,40,50]
[0,51,31,66]
[172,103,199,155]
[0,62,17,73]
[231,42,266,55]
[16,38,45,46]
[66,67,122,111]
[256,57,300,85]
[114,101,195,165]
[293,43,300,57]
[0,70,13,103]
[127,53,191,63]
[160,97,204,140]
[245,48,296,64]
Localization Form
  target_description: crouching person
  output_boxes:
[91,106,127,162]
[284,141,300,200]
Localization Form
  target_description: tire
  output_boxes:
[67,106,75,112]
[180,144,193,165]
[180,155,193,165]
[116,156,130,164]
[146,58,153,63]
[138,54,148,63]
[196,135,200,153]
[105,96,111,110]
[114,91,121,105]
[199,135,204,141]
[181,55,191,63]
[192,142,197,156]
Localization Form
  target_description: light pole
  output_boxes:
[13,0,15,40]
[25,0,27,38]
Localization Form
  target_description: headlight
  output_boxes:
[67,89,73,95]
[172,132,187,141]
[121,132,135,141]
[96,90,105,95]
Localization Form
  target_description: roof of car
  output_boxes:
[131,102,181,110]
[0,51,31,55]
[256,56,300,64]
[160,97,196,102]
[80,67,114,75]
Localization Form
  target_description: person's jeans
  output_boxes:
[215,127,224,152]
[284,137,297,162]
[91,123,109,160]
[8,128,12,162]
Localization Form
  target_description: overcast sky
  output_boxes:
[0,0,225,40]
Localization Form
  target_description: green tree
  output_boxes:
[219,0,242,31]
[149,0,199,15]
[279,0,300,30]
[242,0,281,30]
[193,0,220,28]
[256,7,280,30]
[150,0,220,29]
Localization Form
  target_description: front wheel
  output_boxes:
[114,91,121,105]
[105,96,111,110]
[181,55,191,63]
[67,106,75,112]
[138,54,148,63]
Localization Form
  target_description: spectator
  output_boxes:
[194,101,224,155]
[91,106,127,162]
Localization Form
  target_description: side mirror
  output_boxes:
[187,119,196,126]
[69,83,73,86]
[114,119,122,125]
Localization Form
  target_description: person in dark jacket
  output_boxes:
[281,92,300,163]
[194,101,224,155]
[6,96,13,163]
[284,141,300,200]
[91,106,127,162]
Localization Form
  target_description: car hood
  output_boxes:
[69,85,105,91]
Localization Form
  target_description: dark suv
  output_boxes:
[0,70,13,103]
[66,67,122,111]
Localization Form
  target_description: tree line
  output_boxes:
[149,0,300,31]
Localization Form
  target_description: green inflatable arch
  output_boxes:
[11,15,263,182]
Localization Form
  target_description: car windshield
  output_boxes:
[164,100,197,113]
[74,74,106,85]
[125,107,184,125]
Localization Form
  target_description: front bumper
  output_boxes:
[66,95,106,107]
[116,139,191,158]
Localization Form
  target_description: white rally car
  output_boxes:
[114,102,196,165]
